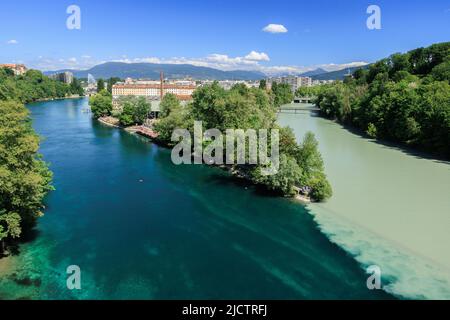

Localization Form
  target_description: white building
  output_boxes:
[266,76,313,93]
[111,79,197,113]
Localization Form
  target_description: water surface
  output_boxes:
[278,105,450,299]
[0,98,392,300]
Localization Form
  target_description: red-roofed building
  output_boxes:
[0,64,27,75]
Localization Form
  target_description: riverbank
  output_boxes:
[97,116,314,202]
[98,116,121,128]
[33,95,83,103]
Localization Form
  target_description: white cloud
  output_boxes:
[245,51,270,61]
[7,39,18,45]
[262,61,369,76]
[318,61,368,71]
[262,24,288,34]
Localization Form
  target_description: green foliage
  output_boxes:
[0,211,21,240]
[97,79,105,92]
[153,83,332,201]
[89,90,113,118]
[119,103,135,126]
[107,77,122,93]
[0,100,53,248]
[153,107,190,145]
[431,57,450,82]
[366,123,377,138]
[308,172,333,202]
[253,154,302,196]
[160,93,181,118]
[70,77,84,96]
[117,96,151,126]
[271,82,294,107]
[295,86,321,98]
[259,79,267,90]
[0,68,82,103]
[315,42,450,159]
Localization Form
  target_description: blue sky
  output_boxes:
[1,0,449,73]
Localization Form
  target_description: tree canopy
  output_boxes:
[89,90,113,118]
[315,42,450,159]
[0,100,53,252]
[154,82,332,201]
[0,68,84,104]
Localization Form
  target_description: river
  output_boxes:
[0,98,447,299]
[278,104,450,299]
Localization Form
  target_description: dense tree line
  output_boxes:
[89,90,150,127]
[314,42,450,158]
[154,84,332,201]
[0,68,84,104]
[0,67,84,254]
[89,90,113,118]
[0,101,53,255]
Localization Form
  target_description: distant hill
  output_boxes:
[44,62,265,81]
[299,68,328,77]
[311,65,369,80]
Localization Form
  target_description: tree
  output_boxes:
[160,93,181,118]
[279,126,300,158]
[309,172,333,201]
[97,79,105,92]
[70,77,84,96]
[153,83,332,201]
[296,132,324,183]
[314,42,450,159]
[119,102,135,126]
[133,97,151,124]
[107,77,122,93]
[0,211,21,253]
[0,68,74,103]
[89,90,112,118]
[272,82,293,107]
[253,154,302,196]
[153,107,190,145]
[0,100,53,254]
[431,59,450,82]
[259,79,267,90]
[116,96,150,126]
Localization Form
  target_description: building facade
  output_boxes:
[112,82,196,101]
[49,71,74,84]
[111,79,197,114]
[266,76,313,93]
[0,64,28,75]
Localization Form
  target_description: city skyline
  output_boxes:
[1,0,450,74]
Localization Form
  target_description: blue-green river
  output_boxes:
[1,98,448,299]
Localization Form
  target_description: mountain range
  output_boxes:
[306,65,369,80]
[44,62,265,81]
[44,62,368,81]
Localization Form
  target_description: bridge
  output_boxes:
[278,103,319,114]
[293,96,315,104]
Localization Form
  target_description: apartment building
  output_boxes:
[49,71,74,84]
